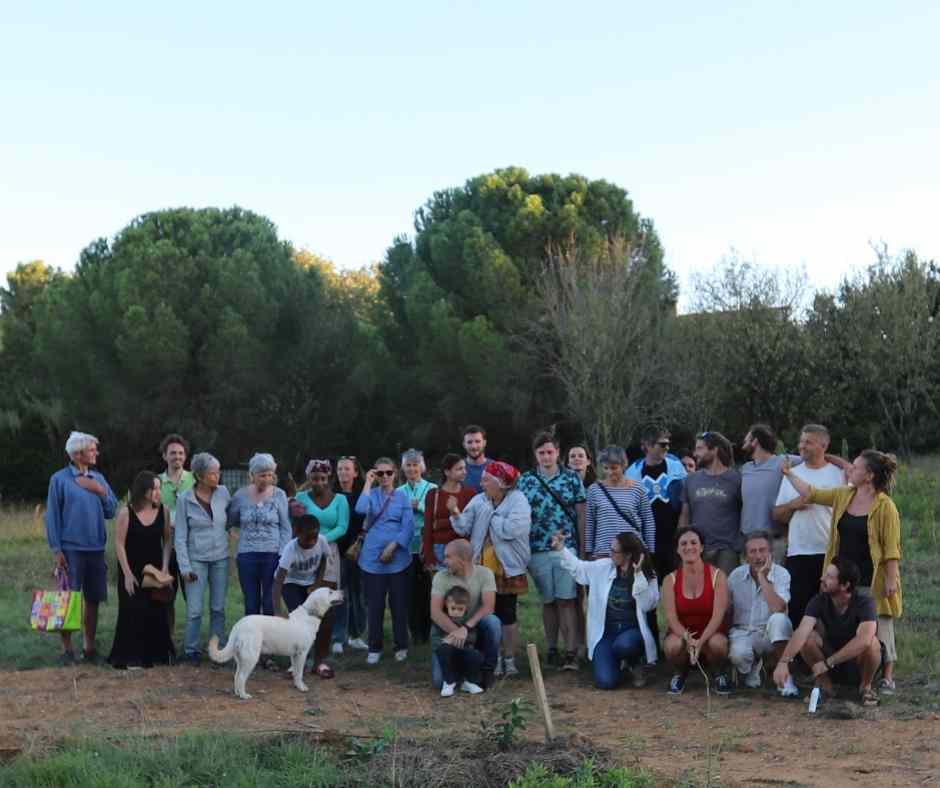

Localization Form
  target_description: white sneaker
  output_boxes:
[440,681,456,698]
[461,680,484,694]
[348,638,369,651]
[366,652,381,665]
[778,676,799,698]
[744,661,763,689]
[394,649,408,662]
[503,657,519,677]
[493,656,505,677]
[331,642,344,656]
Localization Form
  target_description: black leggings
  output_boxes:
[494,593,518,626]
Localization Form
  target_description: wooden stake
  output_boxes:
[526,642,555,741]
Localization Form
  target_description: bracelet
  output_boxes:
[780,657,794,664]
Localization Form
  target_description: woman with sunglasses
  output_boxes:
[356,457,415,665]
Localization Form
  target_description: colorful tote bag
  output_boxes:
[30,569,82,632]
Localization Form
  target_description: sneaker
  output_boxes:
[394,649,408,662]
[668,672,687,695]
[878,678,896,695]
[560,652,579,672]
[366,652,381,665]
[59,650,77,667]
[778,676,800,698]
[744,660,763,689]
[331,642,344,656]
[628,665,647,689]
[348,637,369,651]
[493,656,505,677]
[715,673,732,695]
[440,681,456,698]
[503,657,519,677]
[461,680,484,694]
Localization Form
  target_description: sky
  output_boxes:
[2,1,938,303]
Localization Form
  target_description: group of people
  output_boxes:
[44,421,903,707]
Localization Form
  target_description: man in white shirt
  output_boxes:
[727,530,798,696]
[773,424,845,630]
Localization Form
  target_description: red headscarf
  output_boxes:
[483,460,519,488]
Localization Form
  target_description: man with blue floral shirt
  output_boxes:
[518,431,586,671]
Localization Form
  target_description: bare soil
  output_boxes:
[1,658,937,787]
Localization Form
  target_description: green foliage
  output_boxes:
[481,696,531,751]
[509,762,654,788]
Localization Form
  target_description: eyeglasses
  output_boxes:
[656,441,671,447]
[373,469,395,477]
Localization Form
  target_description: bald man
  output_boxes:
[429,539,502,689]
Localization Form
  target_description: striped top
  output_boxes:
[585,482,656,556]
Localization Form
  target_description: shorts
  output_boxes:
[494,593,518,626]
[64,549,108,603]
[528,550,577,603]
[857,586,898,663]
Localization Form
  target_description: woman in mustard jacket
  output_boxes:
[783,450,901,692]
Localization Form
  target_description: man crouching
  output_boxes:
[774,558,882,706]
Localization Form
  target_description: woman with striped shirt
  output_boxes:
[585,446,655,558]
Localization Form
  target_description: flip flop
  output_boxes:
[860,688,879,707]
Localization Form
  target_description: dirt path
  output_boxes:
[1,660,937,787]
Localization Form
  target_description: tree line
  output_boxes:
[2,166,938,500]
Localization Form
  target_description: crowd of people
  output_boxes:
[44,422,903,706]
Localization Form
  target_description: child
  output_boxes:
[273,514,335,678]
[435,586,484,697]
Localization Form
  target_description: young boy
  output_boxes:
[273,514,335,678]
[435,586,484,697]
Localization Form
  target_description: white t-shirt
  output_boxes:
[775,463,844,557]
[277,535,329,586]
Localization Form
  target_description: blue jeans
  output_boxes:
[431,613,502,688]
[592,622,644,690]
[333,556,367,643]
[236,552,279,616]
[183,558,229,657]
[436,642,483,685]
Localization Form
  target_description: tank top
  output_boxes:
[674,563,718,637]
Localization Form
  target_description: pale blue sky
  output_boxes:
[2,1,938,301]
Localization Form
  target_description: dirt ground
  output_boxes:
[1,658,937,787]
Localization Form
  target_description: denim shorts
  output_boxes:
[64,549,108,603]
[528,550,577,603]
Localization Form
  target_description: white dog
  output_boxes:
[208,586,343,700]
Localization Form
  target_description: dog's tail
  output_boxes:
[208,634,235,664]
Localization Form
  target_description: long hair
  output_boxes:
[129,470,159,511]
[614,531,656,581]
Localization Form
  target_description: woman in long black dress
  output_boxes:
[108,471,176,668]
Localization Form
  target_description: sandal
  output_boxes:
[315,663,335,679]
[860,688,879,707]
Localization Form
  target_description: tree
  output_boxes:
[521,237,674,453]
[816,248,940,456]
[677,254,812,439]
[377,167,675,457]
[28,207,377,487]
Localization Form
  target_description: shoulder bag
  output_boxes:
[344,491,393,562]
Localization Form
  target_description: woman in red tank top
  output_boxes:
[662,525,731,695]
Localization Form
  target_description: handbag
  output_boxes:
[344,492,393,562]
[30,569,82,633]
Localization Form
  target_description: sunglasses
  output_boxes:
[373,469,395,477]
[339,455,358,461]
[656,441,670,447]
[697,431,712,440]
